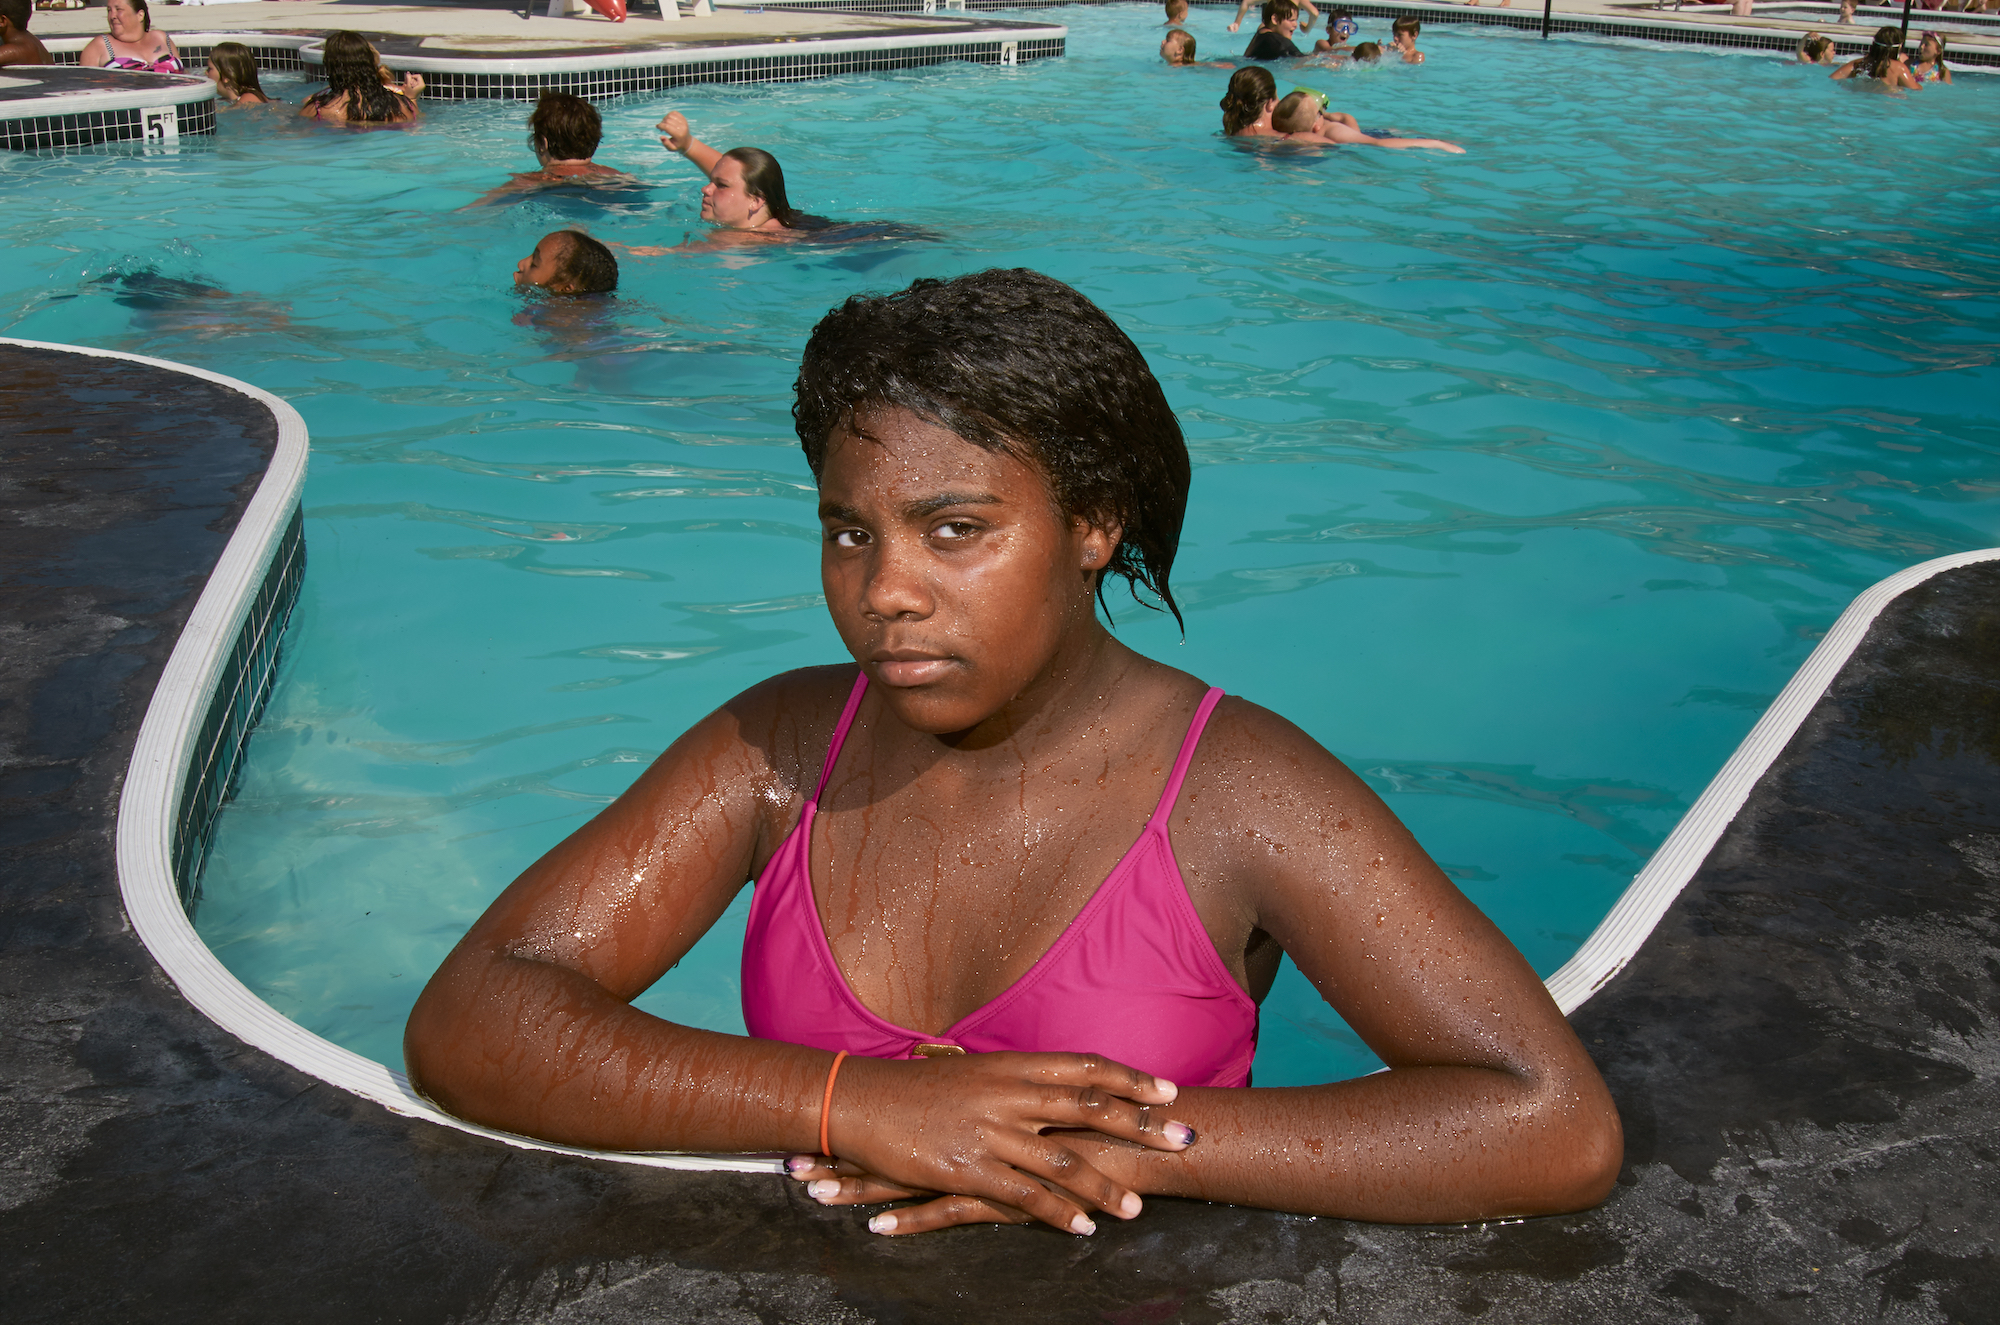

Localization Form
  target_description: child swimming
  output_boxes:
[1162,0,1188,26]
[205,41,274,106]
[1831,25,1922,89]
[1160,29,1230,67]
[513,230,618,295]
[1242,0,1308,60]
[1390,16,1425,64]
[1794,32,1835,64]
[404,268,1617,1238]
[1271,88,1465,152]
[1229,0,1319,32]
[1349,41,1383,64]
[475,92,637,204]
[1909,31,1953,83]
[299,31,420,125]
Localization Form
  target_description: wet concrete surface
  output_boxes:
[3,343,1997,1321]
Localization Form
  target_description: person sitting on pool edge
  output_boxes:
[476,92,636,204]
[1831,25,1921,88]
[0,0,50,68]
[79,0,179,73]
[513,230,618,296]
[300,31,421,125]
[206,42,275,106]
[1229,0,1318,33]
[403,267,1622,1239]
[643,111,832,248]
[1389,15,1425,64]
[1271,88,1463,152]
[1243,0,1308,60]
[1311,6,1358,56]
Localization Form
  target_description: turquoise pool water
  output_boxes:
[3,10,1995,1086]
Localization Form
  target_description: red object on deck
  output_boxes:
[583,0,628,19]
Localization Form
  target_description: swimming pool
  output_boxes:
[4,8,1996,1089]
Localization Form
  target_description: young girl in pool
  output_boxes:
[1831,26,1922,89]
[404,268,1621,1237]
[206,42,275,107]
[300,31,421,125]
[1271,90,1464,152]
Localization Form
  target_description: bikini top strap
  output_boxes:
[809,672,871,803]
[1149,687,1226,824]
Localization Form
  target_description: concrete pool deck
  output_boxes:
[4,339,1999,1321]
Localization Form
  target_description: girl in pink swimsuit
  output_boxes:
[407,269,1621,1238]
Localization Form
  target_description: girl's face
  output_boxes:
[701,156,767,229]
[107,0,143,43]
[817,408,1116,736]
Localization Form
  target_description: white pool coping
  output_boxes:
[0,66,215,121]
[72,333,2000,1170]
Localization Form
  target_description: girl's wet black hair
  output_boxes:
[1221,65,1277,135]
[793,269,1190,630]
[306,30,411,124]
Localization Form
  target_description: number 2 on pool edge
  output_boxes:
[141,106,179,145]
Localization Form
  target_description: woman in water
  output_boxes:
[1908,31,1953,82]
[300,31,422,125]
[1220,65,1283,137]
[79,0,181,73]
[641,111,831,249]
[1831,25,1921,87]
[404,268,1621,1239]
[206,41,275,106]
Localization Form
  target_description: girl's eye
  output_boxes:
[933,521,978,541]
[830,528,869,548]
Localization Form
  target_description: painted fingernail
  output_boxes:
[808,1180,841,1201]
[1118,1192,1143,1218]
[1165,1122,1197,1147]
[785,1155,815,1175]
[1070,1213,1097,1236]
[868,1213,898,1234]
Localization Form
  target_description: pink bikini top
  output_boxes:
[741,675,1258,1088]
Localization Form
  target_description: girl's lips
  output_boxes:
[874,657,953,687]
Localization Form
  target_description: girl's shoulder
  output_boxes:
[717,664,865,789]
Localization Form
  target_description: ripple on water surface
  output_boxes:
[2,9,1995,1082]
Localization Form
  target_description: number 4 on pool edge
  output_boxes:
[141,105,179,144]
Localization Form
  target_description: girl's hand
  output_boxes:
[785,1155,1041,1234]
[401,72,425,96]
[657,111,692,154]
[818,1051,1196,1236]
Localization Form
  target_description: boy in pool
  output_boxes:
[1311,6,1358,56]
[1243,0,1309,60]
[1162,0,1188,25]
[1273,89,1464,152]
[513,230,618,295]
[405,268,1612,1238]
[477,93,636,204]
[1161,29,1232,66]
[1390,15,1425,63]
[0,0,49,67]
[1349,41,1383,63]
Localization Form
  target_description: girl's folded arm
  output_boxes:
[1110,699,1623,1222]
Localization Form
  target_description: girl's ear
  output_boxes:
[1077,518,1123,570]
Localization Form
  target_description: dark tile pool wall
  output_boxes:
[174,506,305,915]
[298,37,1063,100]
[0,98,215,151]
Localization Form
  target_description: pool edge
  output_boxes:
[82,327,1995,1171]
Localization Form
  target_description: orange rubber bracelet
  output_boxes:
[818,1050,849,1158]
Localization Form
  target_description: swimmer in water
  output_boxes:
[1229,0,1319,31]
[636,111,834,251]
[1909,31,1953,82]
[1794,32,1835,64]
[300,31,421,125]
[404,268,1621,1239]
[1831,25,1921,88]
[1162,0,1188,26]
[1160,29,1232,67]
[1311,6,1359,55]
[514,230,619,295]
[474,92,637,205]
[1390,16,1425,64]
[1349,41,1383,63]
[1272,89,1464,152]
[206,41,275,106]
